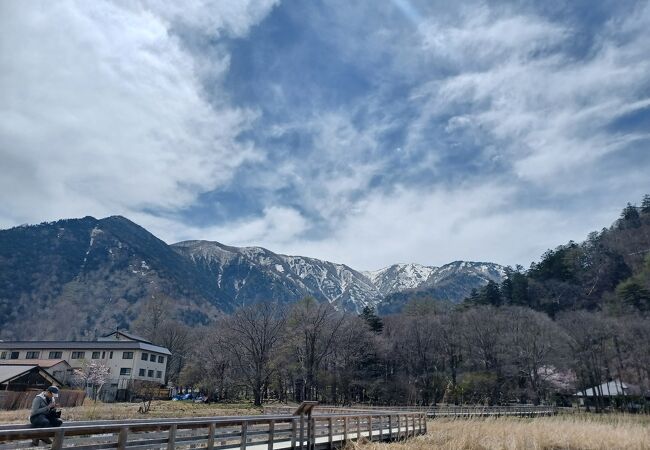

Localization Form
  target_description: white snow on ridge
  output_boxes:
[364,263,438,295]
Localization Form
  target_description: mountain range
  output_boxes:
[0,216,504,339]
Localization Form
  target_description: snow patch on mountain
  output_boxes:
[173,241,505,312]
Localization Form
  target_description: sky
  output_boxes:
[1,0,649,271]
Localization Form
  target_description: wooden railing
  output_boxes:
[265,404,557,418]
[0,410,426,449]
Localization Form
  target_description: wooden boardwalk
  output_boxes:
[265,404,557,418]
[0,410,426,449]
[0,404,556,449]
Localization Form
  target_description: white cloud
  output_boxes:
[0,0,273,226]
[410,3,650,188]
[141,0,278,37]
[273,182,621,271]
[131,206,308,249]
[1,0,647,274]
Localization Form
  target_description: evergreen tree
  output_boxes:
[616,280,650,311]
[360,306,384,333]
[510,272,530,307]
[482,280,502,306]
[618,202,641,229]
[500,275,513,305]
[641,194,650,214]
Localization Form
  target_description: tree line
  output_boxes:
[132,195,650,411]
[133,295,649,411]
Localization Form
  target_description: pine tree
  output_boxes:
[360,306,383,333]
[482,280,502,306]
[616,280,650,312]
[500,276,513,305]
[641,194,650,214]
[618,202,641,229]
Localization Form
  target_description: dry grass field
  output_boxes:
[2,402,648,450]
[0,400,261,425]
[345,414,650,450]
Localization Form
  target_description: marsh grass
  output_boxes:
[344,414,650,450]
[0,400,261,425]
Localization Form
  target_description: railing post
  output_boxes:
[356,416,361,441]
[343,416,348,443]
[299,415,305,450]
[240,421,248,450]
[327,417,333,449]
[207,422,216,450]
[116,427,128,450]
[397,415,401,440]
[368,416,373,441]
[379,416,384,441]
[291,418,297,450]
[388,415,393,440]
[309,417,316,450]
[268,420,275,450]
[52,428,65,450]
[167,424,177,450]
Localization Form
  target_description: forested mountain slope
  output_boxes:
[466,195,650,315]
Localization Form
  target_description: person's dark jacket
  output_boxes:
[30,393,52,419]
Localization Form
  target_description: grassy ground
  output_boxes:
[0,400,261,425]
[345,414,650,450]
[3,403,648,449]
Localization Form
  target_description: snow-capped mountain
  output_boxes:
[174,241,506,312]
[375,261,507,314]
[364,262,505,297]
[172,240,382,311]
[363,263,436,296]
[0,215,506,339]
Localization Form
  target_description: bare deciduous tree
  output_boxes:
[223,302,287,406]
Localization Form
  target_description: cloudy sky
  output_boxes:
[1,0,649,270]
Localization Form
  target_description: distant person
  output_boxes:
[29,386,62,445]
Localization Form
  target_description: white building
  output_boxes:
[0,331,171,395]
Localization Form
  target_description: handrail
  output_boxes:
[264,404,557,418]
[0,409,427,449]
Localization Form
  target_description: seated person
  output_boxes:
[30,386,62,445]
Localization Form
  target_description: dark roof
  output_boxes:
[0,341,171,355]
[0,359,70,368]
[100,330,153,344]
[0,365,64,385]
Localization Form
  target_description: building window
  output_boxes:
[10,352,19,359]
[109,351,113,359]
[139,369,145,377]
[122,352,133,359]
[26,351,40,359]
[148,370,154,378]
[158,356,164,364]
[49,351,62,359]
[102,351,106,359]
[92,351,101,359]
[119,368,131,376]
[0,352,6,359]
[71,352,85,359]
[156,371,162,379]
[141,352,148,361]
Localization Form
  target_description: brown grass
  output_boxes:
[0,400,261,425]
[345,415,650,450]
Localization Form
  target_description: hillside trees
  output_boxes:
[287,297,345,401]
[132,294,194,384]
[179,326,234,401]
[223,302,287,406]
